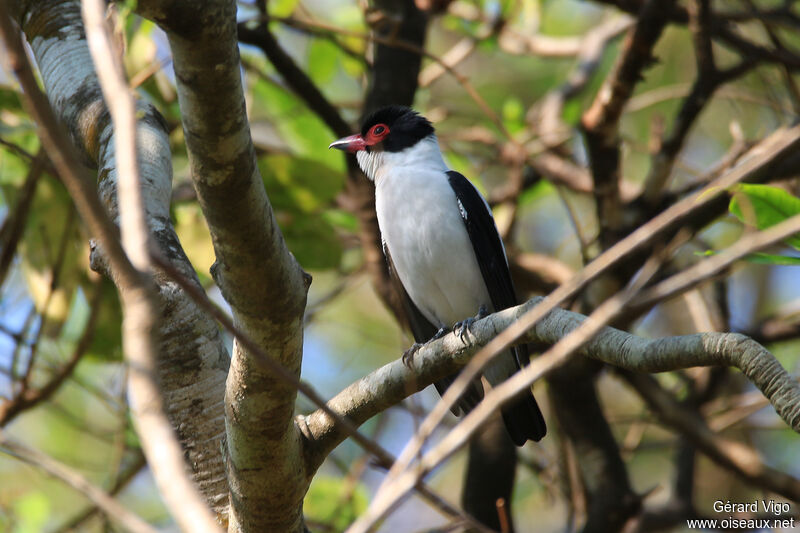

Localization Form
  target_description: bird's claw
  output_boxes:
[402,343,423,367]
[402,327,449,367]
[453,305,489,344]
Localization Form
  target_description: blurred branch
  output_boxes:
[449,1,629,60]
[149,252,492,532]
[371,122,800,504]
[608,122,800,295]
[452,127,593,195]
[0,136,39,162]
[746,317,800,345]
[630,214,800,313]
[535,15,633,147]
[52,448,147,533]
[267,13,509,136]
[593,0,800,71]
[527,153,594,194]
[418,13,503,88]
[621,371,800,502]
[18,204,75,394]
[0,434,157,533]
[548,359,641,533]
[81,2,220,531]
[346,273,800,532]
[0,151,44,288]
[581,0,676,246]
[237,19,352,138]
[509,252,575,294]
[4,0,230,523]
[0,277,102,426]
[641,0,756,203]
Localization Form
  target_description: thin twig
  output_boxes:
[0,277,102,426]
[0,151,44,288]
[0,434,157,533]
[149,252,492,531]
[264,14,512,140]
[361,122,800,517]
[350,237,677,533]
[51,448,147,533]
[81,2,220,531]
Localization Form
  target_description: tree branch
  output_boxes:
[151,252,493,533]
[303,293,800,467]
[81,2,220,531]
[621,371,800,501]
[0,150,43,288]
[52,449,148,533]
[592,0,800,71]
[344,242,799,532]
[5,0,229,521]
[0,433,158,533]
[641,0,756,202]
[237,19,351,138]
[0,276,101,426]
[135,0,313,529]
[581,0,676,246]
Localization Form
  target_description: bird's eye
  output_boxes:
[373,125,385,135]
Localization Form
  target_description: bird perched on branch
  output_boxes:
[330,105,546,445]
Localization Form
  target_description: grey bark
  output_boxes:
[11,0,230,518]
[135,0,311,530]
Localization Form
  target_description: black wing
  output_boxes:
[446,170,547,443]
[383,241,484,416]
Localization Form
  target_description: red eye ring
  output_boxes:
[365,123,390,145]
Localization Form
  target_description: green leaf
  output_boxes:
[304,476,368,532]
[270,0,299,17]
[696,249,800,266]
[13,491,50,533]
[19,176,86,332]
[729,184,800,249]
[562,98,582,126]
[340,52,364,77]
[742,252,800,265]
[173,203,215,283]
[0,86,23,113]
[260,154,345,213]
[502,98,522,122]
[518,179,555,207]
[251,75,299,117]
[322,209,358,232]
[0,129,39,186]
[86,278,123,361]
[308,39,340,85]
[258,154,345,269]
[281,213,342,270]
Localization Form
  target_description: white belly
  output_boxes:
[376,169,492,327]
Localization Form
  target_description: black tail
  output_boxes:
[501,390,547,446]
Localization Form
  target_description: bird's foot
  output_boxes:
[453,305,489,344]
[402,327,449,367]
[402,343,423,367]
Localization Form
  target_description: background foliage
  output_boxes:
[1,0,799,531]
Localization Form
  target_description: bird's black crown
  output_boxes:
[360,105,435,152]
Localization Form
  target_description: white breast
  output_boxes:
[375,161,492,328]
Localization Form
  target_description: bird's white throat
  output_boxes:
[357,134,447,185]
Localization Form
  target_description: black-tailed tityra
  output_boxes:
[330,105,546,445]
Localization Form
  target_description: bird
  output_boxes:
[329,105,546,445]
